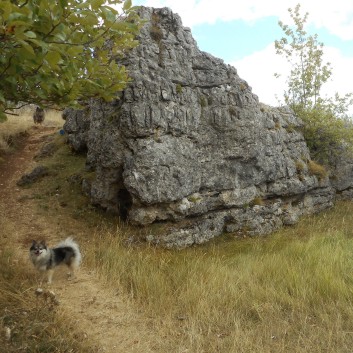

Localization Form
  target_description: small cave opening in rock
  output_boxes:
[117,189,133,221]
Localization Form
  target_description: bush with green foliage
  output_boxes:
[0,0,141,121]
[275,4,353,163]
[295,105,353,163]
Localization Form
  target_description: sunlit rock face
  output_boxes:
[64,7,336,247]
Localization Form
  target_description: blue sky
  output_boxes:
[132,0,353,109]
[191,17,282,62]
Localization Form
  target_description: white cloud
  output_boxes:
[137,0,297,25]
[136,0,353,40]
[230,44,353,111]
[229,44,289,106]
[303,1,353,40]
[322,47,353,101]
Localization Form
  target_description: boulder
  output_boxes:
[64,7,336,247]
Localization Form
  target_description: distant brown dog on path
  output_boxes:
[33,106,45,124]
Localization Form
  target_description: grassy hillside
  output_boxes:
[2,115,353,352]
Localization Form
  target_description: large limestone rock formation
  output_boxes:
[64,7,336,247]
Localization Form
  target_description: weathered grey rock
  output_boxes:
[329,148,353,199]
[34,139,57,160]
[64,6,338,247]
[62,107,90,152]
[17,165,49,186]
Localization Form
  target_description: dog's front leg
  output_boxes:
[47,269,54,284]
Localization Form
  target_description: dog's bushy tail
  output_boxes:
[55,237,82,268]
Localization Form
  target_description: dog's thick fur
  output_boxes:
[29,238,81,283]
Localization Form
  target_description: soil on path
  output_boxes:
[0,127,165,353]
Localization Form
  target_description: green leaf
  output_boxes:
[101,7,116,22]
[90,0,105,10]
[8,12,27,21]
[24,31,36,38]
[18,40,35,55]
[67,45,83,56]
[27,38,48,50]
[0,2,13,20]
[45,51,62,68]
[58,0,68,7]
[54,31,67,42]
[123,0,132,11]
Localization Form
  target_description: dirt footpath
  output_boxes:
[0,127,165,353]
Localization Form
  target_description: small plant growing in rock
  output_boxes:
[286,123,296,133]
[308,160,327,180]
[188,194,202,203]
[176,84,183,94]
[295,160,305,173]
[153,127,162,143]
[150,25,163,41]
[229,106,237,117]
[150,13,163,42]
[259,103,269,113]
[251,197,265,206]
[200,96,207,107]
[239,82,247,91]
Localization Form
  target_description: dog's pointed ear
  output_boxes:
[40,240,47,247]
[31,240,37,246]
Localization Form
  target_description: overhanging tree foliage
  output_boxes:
[0,0,141,121]
[275,4,353,163]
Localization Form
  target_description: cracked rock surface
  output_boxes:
[63,7,342,247]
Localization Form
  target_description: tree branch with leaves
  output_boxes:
[0,0,142,121]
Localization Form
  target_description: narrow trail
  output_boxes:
[0,127,164,353]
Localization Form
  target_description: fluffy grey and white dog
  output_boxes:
[30,238,81,284]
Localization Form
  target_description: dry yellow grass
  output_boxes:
[85,203,353,353]
[0,106,63,156]
[0,225,95,353]
[308,159,327,180]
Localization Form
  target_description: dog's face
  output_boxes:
[30,240,47,258]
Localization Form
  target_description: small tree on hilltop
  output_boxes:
[0,0,141,121]
[275,3,353,163]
